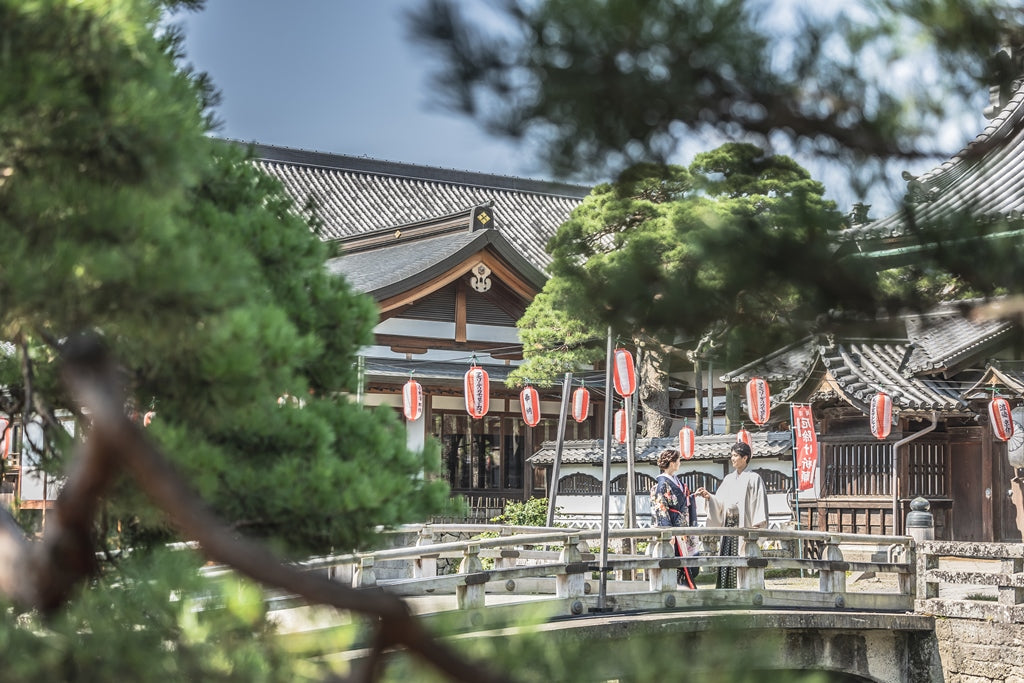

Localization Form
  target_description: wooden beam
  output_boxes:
[455,280,467,343]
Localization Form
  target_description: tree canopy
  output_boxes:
[0,0,468,679]
[0,0,450,555]
[509,143,877,390]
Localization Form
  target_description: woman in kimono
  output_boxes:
[650,448,699,588]
[695,441,768,588]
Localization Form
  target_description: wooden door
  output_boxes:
[950,440,990,541]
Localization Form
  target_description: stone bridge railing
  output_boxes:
[238,524,916,636]
[917,540,1024,623]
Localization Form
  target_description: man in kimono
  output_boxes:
[695,441,768,588]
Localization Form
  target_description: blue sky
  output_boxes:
[173,1,555,182]
[173,1,988,217]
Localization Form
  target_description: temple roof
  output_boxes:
[326,219,545,301]
[527,431,792,465]
[249,143,587,272]
[840,83,1024,245]
[720,304,1008,417]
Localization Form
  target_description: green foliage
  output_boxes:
[0,549,315,681]
[489,497,559,527]
[512,145,877,387]
[0,0,450,556]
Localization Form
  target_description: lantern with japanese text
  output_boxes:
[989,396,1014,442]
[520,386,541,427]
[869,392,892,440]
[402,378,423,421]
[746,378,770,426]
[465,365,490,419]
[612,348,636,397]
[614,408,628,443]
[679,425,695,460]
[571,386,590,423]
[736,429,751,447]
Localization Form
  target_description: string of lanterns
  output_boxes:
[401,354,1019,448]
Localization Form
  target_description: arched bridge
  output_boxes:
[226,528,1023,683]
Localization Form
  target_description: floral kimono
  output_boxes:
[650,474,699,587]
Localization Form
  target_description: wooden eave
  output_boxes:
[377,249,539,315]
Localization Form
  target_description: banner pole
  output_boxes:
[545,372,573,528]
[595,327,614,612]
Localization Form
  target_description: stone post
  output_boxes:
[648,531,676,592]
[738,532,765,590]
[556,534,586,598]
[496,527,516,570]
[1000,556,1024,611]
[352,556,376,588]
[918,544,939,601]
[413,527,438,578]
[818,536,847,596]
[456,544,486,610]
[905,497,935,543]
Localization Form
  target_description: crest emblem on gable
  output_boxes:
[470,262,492,292]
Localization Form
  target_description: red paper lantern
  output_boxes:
[465,366,490,419]
[0,418,9,459]
[736,429,752,447]
[402,378,423,421]
[612,348,637,397]
[679,425,695,460]
[520,386,541,427]
[746,378,770,426]
[869,392,892,440]
[571,386,590,423]
[614,408,628,443]
[989,396,1014,442]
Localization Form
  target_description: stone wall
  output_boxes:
[934,618,1024,683]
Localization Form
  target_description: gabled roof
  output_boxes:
[527,432,792,466]
[326,219,546,303]
[816,338,968,414]
[962,360,1024,399]
[840,82,1024,245]
[249,143,588,272]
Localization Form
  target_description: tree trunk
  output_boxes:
[637,339,671,438]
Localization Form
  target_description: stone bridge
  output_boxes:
[223,528,1024,682]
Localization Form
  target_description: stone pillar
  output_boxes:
[413,528,438,578]
[648,531,676,592]
[738,532,765,590]
[905,497,935,543]
[352,556,376,588]
[556,534,586,598]
[818,537,847,595]
[456,544,485,610]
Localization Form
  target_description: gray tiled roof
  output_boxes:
[326,226,545,299]
[528,432,792,465]
[249,143,588,272]
[817,338,969,414]
[841,83,1024,242]
[903,303,1014,375]
[721,303,1010,415]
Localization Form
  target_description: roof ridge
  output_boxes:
[909,82,1024,195]
[238,140,592,199]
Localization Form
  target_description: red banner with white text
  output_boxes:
[792,405,818,492]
